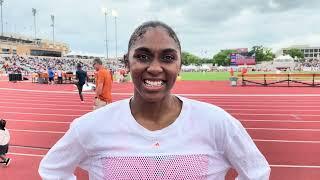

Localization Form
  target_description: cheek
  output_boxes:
[128,61,144,78]
[168,64,181,77]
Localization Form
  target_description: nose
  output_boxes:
[147,59,163,75]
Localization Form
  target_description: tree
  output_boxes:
[212,49,237,66]
[285,48,304,59]
[181,51,201,65]
[199,58,213,64]
[249,45,275,62]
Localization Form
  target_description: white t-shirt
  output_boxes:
[0,129,10,145]
[57,70,63,77]
[39,97,270,180]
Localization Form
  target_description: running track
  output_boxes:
[0,80,320,180]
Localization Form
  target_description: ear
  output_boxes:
[124,54,130,72]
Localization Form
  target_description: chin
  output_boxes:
[135,89,170,103]
[142,93,168,103]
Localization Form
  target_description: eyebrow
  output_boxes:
[162,48,178,54]
[134,47,178,54]
[134,47,152,54]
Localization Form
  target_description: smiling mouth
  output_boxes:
[143,79,165,87]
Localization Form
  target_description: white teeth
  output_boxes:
[144,80,164,87]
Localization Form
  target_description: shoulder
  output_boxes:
[180,96,226,115]
[179,96,239,129]
[71,99,130,134]
[179,96,244,149]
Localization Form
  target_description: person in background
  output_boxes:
[75,63,88,103]
[57,67,63,84]
[48,67,55,85]
[93,58,112,110]
[230,67,234,77]
[0,119,11,167]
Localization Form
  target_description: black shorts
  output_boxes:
[49,77,54,82]
[77,83,85,93]
[0,144,8,155]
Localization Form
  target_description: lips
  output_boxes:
[144,79,164,86]
[142,79,166,91]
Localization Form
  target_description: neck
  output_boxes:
[130,94,180,124]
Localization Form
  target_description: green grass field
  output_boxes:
[180,72,231,81]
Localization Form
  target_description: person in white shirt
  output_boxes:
[39,21,270,180]
[57,68,63,84]
[0,119,11,166]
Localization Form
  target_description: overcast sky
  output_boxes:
[3,0,320,57]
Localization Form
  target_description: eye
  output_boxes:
[135,54,151,62]
[161,55,175,62]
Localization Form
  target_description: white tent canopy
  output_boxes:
[274,55,294,61]
[65,51,105,58]
[273,55,295,69]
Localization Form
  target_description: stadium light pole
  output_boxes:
[32,8,37,39]
[0,0,4,36]
[102,7,109,60]
[51,15,55,45]
[112,10,118,59]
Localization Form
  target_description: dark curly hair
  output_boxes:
[0,119,6,130]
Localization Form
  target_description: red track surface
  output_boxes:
[0,80,320,180]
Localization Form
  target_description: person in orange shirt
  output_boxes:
[229,67,234,77]
[241,67,248,75]
[93,58,112,110]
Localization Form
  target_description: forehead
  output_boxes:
[130,27,180,53]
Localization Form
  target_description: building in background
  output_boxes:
[0,33,69,57]
[276,45,320,60]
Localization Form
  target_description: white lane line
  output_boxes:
[202,102,320,104]
[0,87,92,94]
[0,105,90,112]
[233,113,320,117]
[219,105,320,108]
[248,128,320,131]
[0,97,123,104]
[8,128,65,134]
[10,145,49,151]
[225,109,320,112]
[240,119,320,123]
[254,139,320,143]
[3,111,81,117]
[179,94,320,97]
[270,165,320,169]
[0,101,93,107]
[8,152,44,157]
[0,98,91,104]
[6,119,71,124]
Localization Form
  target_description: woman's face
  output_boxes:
[128,27,181,103]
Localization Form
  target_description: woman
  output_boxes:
[39,21,270,179]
